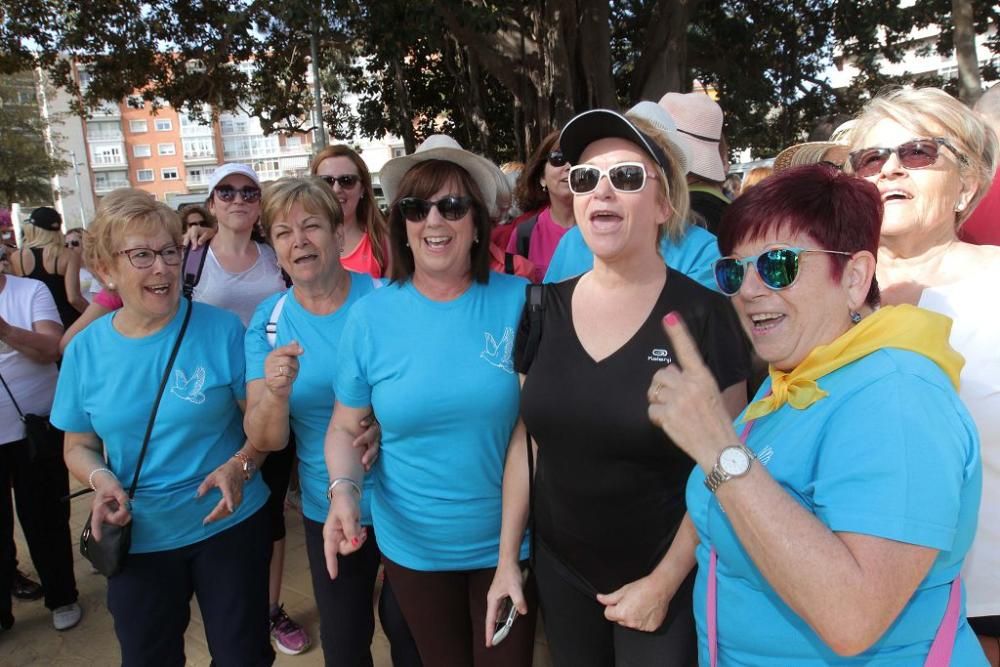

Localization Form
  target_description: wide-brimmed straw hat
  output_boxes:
[658,92,726,182]
[773,120,857,173]
[379,135,499,215]
[559,103,690,175]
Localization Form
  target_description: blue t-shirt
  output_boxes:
[687,348,984,665]
[51,301,269,554]
[543,223,721,289]
[335,272,531,571]
[245,273,379,525]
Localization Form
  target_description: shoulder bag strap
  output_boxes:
[126,297,193,499]
[522,283,546,565]
[0,370,25,419]
[265,293,289,349]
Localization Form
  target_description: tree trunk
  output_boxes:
[633,0,703,103]
[575,0,616,110]
[390,56,416,153]
[952,0,982,106]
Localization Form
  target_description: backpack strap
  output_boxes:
[504,252,516,275]
[265,293,289,349]
[521,283,546,372]
[515,214,539,258]
[182,244,208,299]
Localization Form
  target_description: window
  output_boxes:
[129,119,148,133]
[161,167,179,180]
[157,142,176,156]
[136,169,154,182]
[391,146,406,158]
[154,119,173,132]
[133,144,151,158]
[94,170,129,192]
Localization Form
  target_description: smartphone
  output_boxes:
[491,596,519,646]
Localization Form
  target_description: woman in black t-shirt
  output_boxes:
[485,103,750,667]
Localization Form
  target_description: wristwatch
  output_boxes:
[704,445,756,493]
[233,451,257,481]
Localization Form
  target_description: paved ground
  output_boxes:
[5,481,552,666]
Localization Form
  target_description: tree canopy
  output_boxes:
[2,0,996,163]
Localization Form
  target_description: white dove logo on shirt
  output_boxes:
[481,327,515,374]
[171,367,207,404]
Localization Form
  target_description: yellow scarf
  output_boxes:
[743,304,964,422]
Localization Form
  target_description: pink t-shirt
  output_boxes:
[93,288,123,310]
[341,232,385,278]
[960,172,1000,246]
[504,207,573,282]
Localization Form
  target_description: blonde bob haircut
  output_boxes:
[85,188,183,274]
[849,87,999,227]
[625,114,690,243]
[260,177,344,239]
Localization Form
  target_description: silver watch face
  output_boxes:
[719,447,752,476]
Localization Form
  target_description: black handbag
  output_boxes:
[79,298,193,577]
[0,372,59,462]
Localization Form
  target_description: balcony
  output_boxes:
[183,148,217,163]
[87,129,123,142]
[89,144,127,169]
[186,173,212,187]
[94,176,130,193]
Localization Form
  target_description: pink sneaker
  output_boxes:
[269,605,310,655]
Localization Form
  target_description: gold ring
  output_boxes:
[653,383,663,401]
[279,365,287,377]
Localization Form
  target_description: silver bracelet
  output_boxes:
[88,467,117,491]
[327,477,361,502]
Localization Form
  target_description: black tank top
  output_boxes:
[516,271,750,593]
[22,247,79,327]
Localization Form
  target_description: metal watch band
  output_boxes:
[704,445,756,494]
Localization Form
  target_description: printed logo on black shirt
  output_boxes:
[647,348,673,364]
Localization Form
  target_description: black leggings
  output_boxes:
[302,518,421,667]
[535,541,696,667]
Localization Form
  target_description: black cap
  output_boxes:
[28,206,62,232]
[559,109,670,170]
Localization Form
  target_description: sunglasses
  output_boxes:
[186,219,211,228]
[116,245,185,269]
[848,138,966,178]
[319,174,360,189]
[714,247,853,296]
[65,239,81,248]
[398,196,473,222]
[568,162,655,195]
[214,185,262,203]
[547,151,567,168]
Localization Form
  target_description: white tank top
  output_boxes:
[192,242,286,326]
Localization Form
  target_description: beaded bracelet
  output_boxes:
[88,467,118,491]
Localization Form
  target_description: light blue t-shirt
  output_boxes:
[543,223,721,289]
[245,273,378,526]
[335,272,531,571]
[687,348,984,666]
[51,301,269,554]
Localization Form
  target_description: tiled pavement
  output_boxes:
[5,482,553,666]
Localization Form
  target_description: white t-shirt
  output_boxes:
[0,276,61,445]
[921,268,1000,617]
[192,242,285,326]
[78,266,102,303]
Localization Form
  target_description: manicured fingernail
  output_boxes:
[664,312,679,326]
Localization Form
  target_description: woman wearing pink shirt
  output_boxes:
[508,131,575,282]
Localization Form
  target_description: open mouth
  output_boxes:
[881,190,912,202]
[145,283,171,295]
[293,253,319,265]
[748,312,785,333]
[424,236,452,249]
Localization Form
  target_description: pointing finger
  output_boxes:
[661,311,706,374]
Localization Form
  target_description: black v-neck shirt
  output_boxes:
[517,270,750,593]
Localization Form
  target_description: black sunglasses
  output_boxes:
[848,137,967,178]
[214,185,262,203]
[186,219,212,228]
[547,151,567,168]
[319,174,361,189]
[398,196,473,222]
[65,239,81,248]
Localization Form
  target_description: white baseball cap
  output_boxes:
[208,163,261,193]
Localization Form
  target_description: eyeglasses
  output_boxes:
[65,239,81,248]
[398,196,473,222]
[116,245,185,269]
[319,174,360,189]
[568,162,655,195]
[547,151,567,168]
[714,247,853,296]
[213,185,262,203]
[186,219,211,228]
[848,138,967,178]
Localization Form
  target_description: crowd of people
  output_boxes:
[0,81,997,667]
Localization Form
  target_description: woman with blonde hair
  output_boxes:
[311,145,390,277]
[10,207,87,327]
[848,86,1000,665]
[739,166,772,194]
